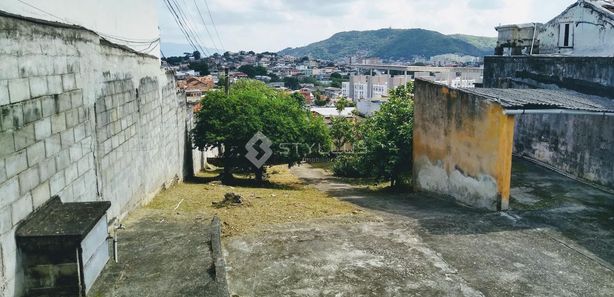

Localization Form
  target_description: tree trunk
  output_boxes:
[255,167,264,183]
[221,146,233,184]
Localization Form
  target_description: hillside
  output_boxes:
[278,28,497,60]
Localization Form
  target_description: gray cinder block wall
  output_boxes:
[484,56,614,190]
[0,13,187,296]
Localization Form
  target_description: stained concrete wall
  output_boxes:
[484,56,614,190]
[0,13,186,296]
[483,56,614,98]
[413,79,515,211]
[514,114,614,189]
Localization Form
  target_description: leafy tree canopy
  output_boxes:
[283,77,301,90]
[188,61,210,75]
[330,117,354,151]
[332,82,414,187]
[238,65,268,78]
[192,80,331,182]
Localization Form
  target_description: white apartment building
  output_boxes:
[354,83,368,100]
[344,75,408,101]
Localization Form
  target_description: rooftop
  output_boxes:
[463,88,614,113]
[311,107,355,118]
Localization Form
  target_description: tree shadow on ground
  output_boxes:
[185,171,301,191]
[295,161,614,267]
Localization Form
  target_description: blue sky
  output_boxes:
[159,0,576,54]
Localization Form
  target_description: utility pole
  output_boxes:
[224,67,230,96]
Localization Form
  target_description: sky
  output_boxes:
[159,0,577,55]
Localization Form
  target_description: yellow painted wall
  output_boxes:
[413,80,515,210]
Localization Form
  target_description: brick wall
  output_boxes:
[0,13,186,296]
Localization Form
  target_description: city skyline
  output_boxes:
[159,0,576,53]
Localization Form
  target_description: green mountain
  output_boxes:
[448,34,498,52]
[278,29,497,60]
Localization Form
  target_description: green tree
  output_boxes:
[360,82,414,187]
[291,92,306,107]
[188,61,210,75]
[192,80,331,183]
[268,73,280,82]
[313,90,328,106]
[283,77,301,90]
[330,72,346,89]
[335,97,354,112]
[163,56,187,66]
[330,117,354,151]
[330,72,342,80]
[238,65,268,78]
[217,75,227,88]
[331,82,414,187]
[193,50,201,60]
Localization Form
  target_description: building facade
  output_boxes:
[496,0,614,56]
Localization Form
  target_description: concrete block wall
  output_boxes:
[0,13,186,297]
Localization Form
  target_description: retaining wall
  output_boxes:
[0,12,186,296]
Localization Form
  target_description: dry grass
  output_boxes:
[146,165,363,237]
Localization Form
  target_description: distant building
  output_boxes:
[255,75,272,82]
[356,99,384,117]
[299,88,314,105]
[267,82,285,89]
[344,75,409,101]
[496,0,614,56]
[341,82,351,98]
[324,87,342,100]
[310,107,355,124]
[177,76,215,100]
[175,70,199,80]
[360,57,383,65]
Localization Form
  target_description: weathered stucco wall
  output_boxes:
[413,79,515,211]
[514,114,614,189]
[0,14,186,296]
[483,56,614,98]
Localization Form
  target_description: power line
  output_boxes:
[193,0,221,54]
[163,0,200,53]
[170,0,211,56]
[202,0,225,51]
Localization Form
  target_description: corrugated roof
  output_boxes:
[462,88,614,113]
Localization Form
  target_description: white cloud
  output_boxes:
[159,0,576,53]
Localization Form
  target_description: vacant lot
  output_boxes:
[147,165,365,236]
[224,162,614,297]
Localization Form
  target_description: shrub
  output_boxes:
[332,155,366,178]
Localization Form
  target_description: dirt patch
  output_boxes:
[146,165,364,237]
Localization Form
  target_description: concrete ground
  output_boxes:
[224,159,614,297]
[88,210,220,297]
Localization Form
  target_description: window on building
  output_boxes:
[558,22,574,48]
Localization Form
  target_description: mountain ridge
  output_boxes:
[278,28,497,60]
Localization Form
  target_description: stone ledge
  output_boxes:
[210,216,230,297]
